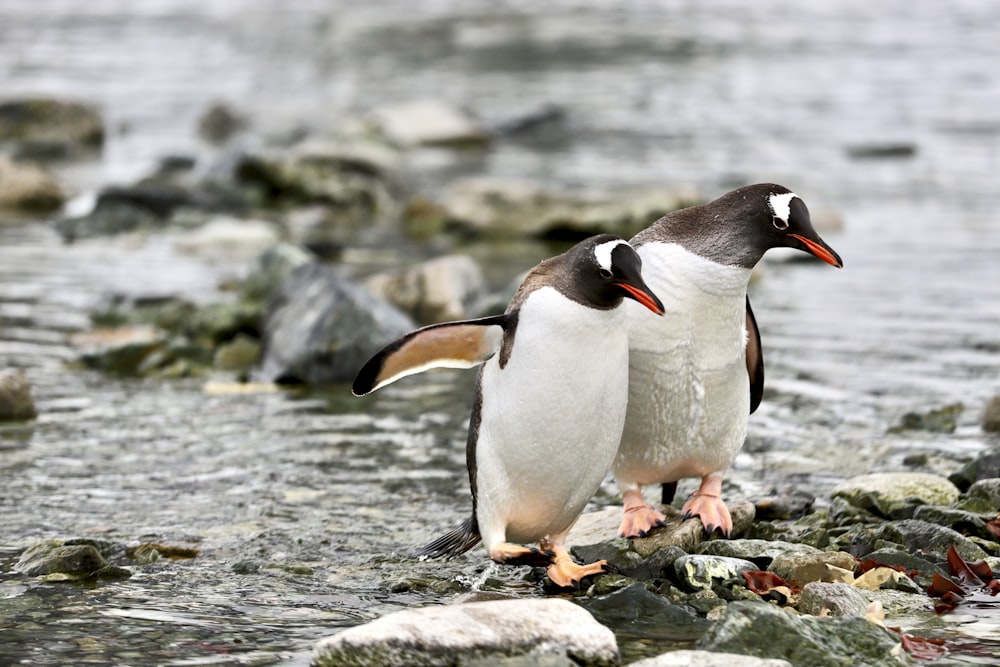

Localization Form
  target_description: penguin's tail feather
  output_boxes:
[412,516,481,560]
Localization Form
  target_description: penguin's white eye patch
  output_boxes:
[768,192,796,231]
[593,239,629,273]
[772,215,789,230]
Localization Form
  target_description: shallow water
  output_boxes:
[2,1,1000,665]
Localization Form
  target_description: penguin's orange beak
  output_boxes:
[617,281,665,315]
[788,233,843,268]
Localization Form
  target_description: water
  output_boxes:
[2,1,1000,664]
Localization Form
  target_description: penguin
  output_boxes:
[353,234,665,587]
[613,184,843,539]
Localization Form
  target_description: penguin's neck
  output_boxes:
[640,242,752,299]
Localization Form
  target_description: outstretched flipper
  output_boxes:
[412,516,483,560]
[353,314,509,396]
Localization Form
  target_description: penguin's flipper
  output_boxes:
[412,516,482,560]
[352,314,509,396]
[745,296,764,414]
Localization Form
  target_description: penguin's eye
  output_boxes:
[599,268,614,279]
[772,215,789,231]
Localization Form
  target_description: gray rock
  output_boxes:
[798,582,869,617]
[570,538,644,574]
[912,506,988,538]
[698,600,901,667]
[213,333,261,374]
[674,555,758,591]
[441,178,700,239]
[579,582,707,642]
[0,369,37,421]
[369,99,490,147]
[197,102,247,144]
[364,254,487,325]
[70,325,168,376]
[832,472,960,516]
[694,539,819,568]
[0,156,65,212]
[949,445,1000,490]
[861,548,947,588]
[14,541,107,577]
[631,501,757,558]
[967,478,1000,508]
[312,598,618,667]
[240,243,314,301]
[768,551,858,588]
[982,396,1000,432]
[257,263,415,385]
[631,650,792,667]
[874,519,988,562]
[0,97,104,156]
[889,402,963,434]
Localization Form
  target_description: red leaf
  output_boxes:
[946,545,986,588]
[986,518,1000,539]
[859,558,907,575]
[899,633,948,661]
[742,570,793,595]
[928,572,964,598]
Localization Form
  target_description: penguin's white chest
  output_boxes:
[474,287,630,544]
[615,242,753,486]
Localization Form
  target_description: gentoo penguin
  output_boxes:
[353,234,664,587]
[614,184,842,539]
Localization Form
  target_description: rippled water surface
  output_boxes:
[2,1,1000,664]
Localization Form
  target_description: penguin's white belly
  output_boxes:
[474,288,629,546]
[614,243,752,487]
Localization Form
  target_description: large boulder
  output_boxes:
[257,263,415,385]
[313,598,618,667]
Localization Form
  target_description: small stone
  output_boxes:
[363,254,487,325]
[214,334,261,374]
[240,243,314,301]
[674,555,758,592]
[14,541,108,577]
[570,539,643,573]
[846,142,918,159]
[0,156,65,212]
[0,97,104,154]
[369,99,490,147]
[701,600,901,667]
[768,551,858,588]
[852,567,922,594]
[832,472,960,516]
[967,478,1000,508]
[580,583,707,643]
[982,396,1000,432]
[197,102,247,144]
[694,539,819,568]
[0,369,37,421]
[312,598,618,667]
[631,650,792,667]
[889,402,963,434]
[70,325,168,376]
[949,445,1000,490]
[798,582,870,617]
[173,217,283,260]
[912,506,989,538]
[875,519,988,562]
[232,560,260,574]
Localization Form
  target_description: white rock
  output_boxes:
[370,100,489,147]
[172,217,283,260]
[312,598,618,667]
[631,650,792,667]
[363,254,486,324]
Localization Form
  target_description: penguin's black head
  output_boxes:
[571,234,665,314]
[758,185,843,268]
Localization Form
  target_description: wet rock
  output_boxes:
[441,178,700,240]
[852,567,922,594]
[629,501,756,558]
[949,445,1000,490]
[197,101,248,144]
[768,551,858,588]
[753,487,815,520]
[14,541,107,577]
[797,582,869,617]
[172,216,283,260]
[214,333,261,374]
[257,263,415,385]
[363,254,487,325]
[0,369,37,421]
[631,650,792,667]
[982,396,1000,432]
[570,538,644,574]
[312,598,618,667]
[465,655,578,667]
[673,555,757,592]
[861,548,947,588]
[0,156,65,212]
[240,243,314,301]
[912,506,989,538]
[70,325,168,376]
[694,539,819,568]
[621,546,688,582]
[832,472,960,517]
[580,582,707,643]
[0,97,104,157]
[698,600,901,666]
[889,402,963,434]
[874,519,988,562]
[967,478,1000,508]
[369,99,490,147]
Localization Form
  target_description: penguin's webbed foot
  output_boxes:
[546,558,609,589]
[618,487,667,538]
[681,492,733,538]
[489,542,554,568]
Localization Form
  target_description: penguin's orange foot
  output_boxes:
[489,542,554,567]
[681,493,732,538]
[618,503,667,538]
[546,558,608,589]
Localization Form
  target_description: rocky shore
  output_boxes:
[2,89,999,667]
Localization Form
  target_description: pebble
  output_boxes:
[312,598,618,667]
[14,541,107,577]
[982,395,1000,432]
[369,99,490,147]
[673,554,758,591]
[768,551,858,587]
[0,369,37,421]
[0,156,65,212]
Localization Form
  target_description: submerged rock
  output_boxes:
[312,598,618,667]
[257,263,415,385]
[0,156,65,212]
[698,600,901,667]
[0,97,104,157]
[363,254,487,325]
[0,369,37,421]
[631,650,792,667]
[70,325,168,376]
[889,402,963,434]
[832,472,960,517]
[14,541,108,577]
